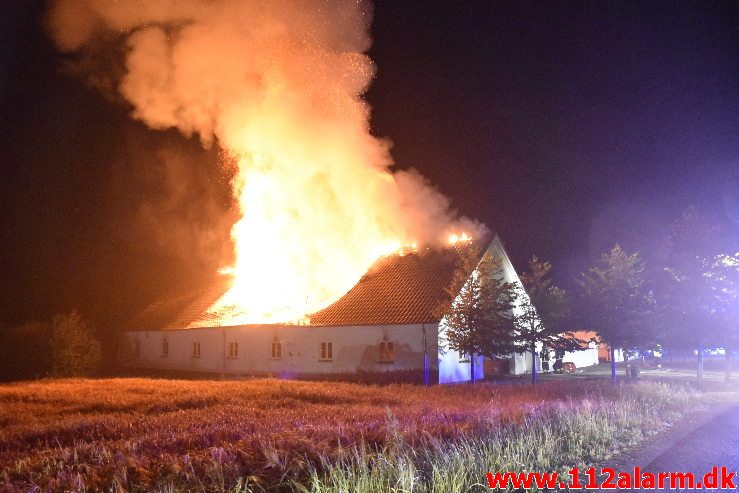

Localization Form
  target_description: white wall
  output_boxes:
[437,324,485,384]
[509,352,531,375]
[123,320,488,384]
[561,342,600,368]
[121,323,438,381]
[614,348,625,363]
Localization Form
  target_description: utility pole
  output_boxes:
[221,328,226,380]
[422,324,429,386]
[726,341,732,382]
[610,346,617,384]
[697,341,704,390]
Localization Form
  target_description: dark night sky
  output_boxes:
[1,1,737,327]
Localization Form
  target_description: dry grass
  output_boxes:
[0,378,698,492]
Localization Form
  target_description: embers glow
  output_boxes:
[448,232,472,245]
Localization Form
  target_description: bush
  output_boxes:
[50,311,102,377]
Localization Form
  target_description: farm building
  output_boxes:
[120,235,599,383]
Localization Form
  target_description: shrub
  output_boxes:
[50,311,102,377]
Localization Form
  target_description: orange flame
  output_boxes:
[204,161,414,325]
[448,232,472,245]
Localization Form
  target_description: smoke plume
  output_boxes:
[47,0,483,322]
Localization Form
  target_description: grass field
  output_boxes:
[0,378,705,492]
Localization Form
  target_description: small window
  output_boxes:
[320,342,333,361]
[228,341,239,359]
[379,340,394,363]
[134,339,141,358]
[192,341,201,358]
[459,351,470,363]
[271,341,282,359]
[161,338,169,357]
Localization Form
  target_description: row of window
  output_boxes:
[134,339,395,363]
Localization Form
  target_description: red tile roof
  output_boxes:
[127,278,232,330]
[309,247,471,326]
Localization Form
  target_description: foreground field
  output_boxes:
[0,378,699,492]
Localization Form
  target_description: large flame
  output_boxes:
[47,0,483,324]
[206,162,412,324]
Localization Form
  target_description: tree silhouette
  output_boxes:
[514,256,582,384]
[655,208,733,384]
[577,245,655,383]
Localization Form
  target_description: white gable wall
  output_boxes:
[437,336,485,384]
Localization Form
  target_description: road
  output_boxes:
[631,405,739,491]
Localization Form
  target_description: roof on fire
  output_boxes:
[128,237,506,330]
[309,247,466,326]
[127,279,232,331]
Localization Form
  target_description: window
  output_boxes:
[459,351,470,363]
[134,339,141,358]
[271,341,282,359]
[192,341,201,358]
[319,342,333,361]
[379,340,394,363]
[228,341,239,359]
[161,338,169,357]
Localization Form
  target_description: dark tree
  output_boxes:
[0,321,53,381]
[577,245,655,383]
[514,256,582,384]
[707,253,738,382]
[435,243,518,383]
[655,208,733,385]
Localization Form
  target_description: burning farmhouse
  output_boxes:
[120,236,600,383]
[42,0,601,382]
